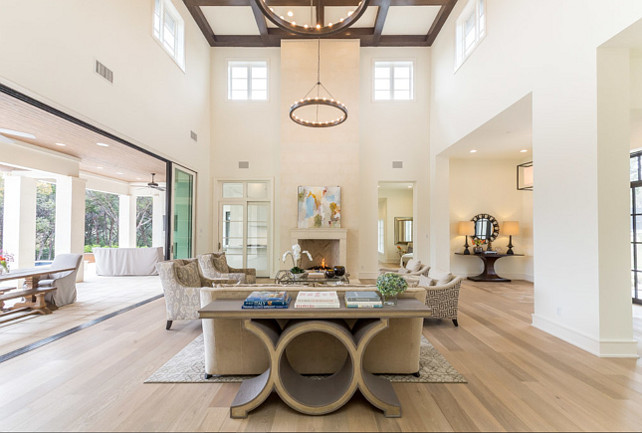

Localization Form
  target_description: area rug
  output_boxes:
[145,334,466,384]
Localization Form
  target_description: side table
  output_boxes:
[454,252,524,282]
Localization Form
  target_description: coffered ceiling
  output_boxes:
[183,0,458,47]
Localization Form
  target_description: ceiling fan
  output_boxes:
[135,173,166,193]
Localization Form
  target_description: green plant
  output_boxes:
[290,266,305,274]
[376,273,408,298]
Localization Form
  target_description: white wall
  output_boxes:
[0,0,213,255]
[449,158,533,281]
[430,0,642,357]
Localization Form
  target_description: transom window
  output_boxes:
[455,0,486,70]
[373,61,413,101]
[153,0,185,70]
[227,61,268,101]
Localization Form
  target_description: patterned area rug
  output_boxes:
[145,334,466,384]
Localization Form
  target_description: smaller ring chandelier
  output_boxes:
[255,0,371,36]
[289,40,348,128]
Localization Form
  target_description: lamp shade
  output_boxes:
[458,221,475,236]
[502,221,520,236]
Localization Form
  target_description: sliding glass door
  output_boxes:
[631,152,642,304]
[172,165,195,259]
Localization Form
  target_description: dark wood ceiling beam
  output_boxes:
[190,0,448,6]
[249,0,270,43]
[267,27,374,37]
[210,33,429,46]
[425,0,458,46]
[182,1,217,45]
[372,0,390,45]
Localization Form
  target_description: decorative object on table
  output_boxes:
[396,244,407,259]
[289,40,348,128]
[254,0,370,36]
[345,291,382,308]
[294,291,340,309]
[517,161,533,191]
[333,265,345,276]
[297,186,341,228]
[376,273,408,306]
[282,244,313,278]
[502,221,520,255]
[242,291,291,309]
[457,221,475,255]
[324,269,335,278]
[0,250,13,274]
[472,238,486,254]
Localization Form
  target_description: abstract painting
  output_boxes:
[297,186,341,228]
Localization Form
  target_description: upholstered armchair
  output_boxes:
[38,253,83,307]
[379,259,430,284]
[197,252,256,284]
[157,258,235,330]
[418,276,463,327]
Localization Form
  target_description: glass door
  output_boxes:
[630,152,642,304]
[219,181,271,277]
[172,166,195,259]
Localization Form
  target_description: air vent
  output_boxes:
[190,131,198,142]
[95,60,113,83]
[238,161,249,169]
[392,161,403,169]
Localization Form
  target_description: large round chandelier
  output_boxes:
[255,0,370,36]
[289,40,348,128]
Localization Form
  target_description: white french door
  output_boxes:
[218,181,271,277]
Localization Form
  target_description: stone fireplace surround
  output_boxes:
[290,228,347,269]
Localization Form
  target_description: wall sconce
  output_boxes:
[502,221,520,254]
[517,161,533,190]
[457,221,476,255]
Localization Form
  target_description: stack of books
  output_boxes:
[242,291,291,309]
[345,291,383,308]
[294,291,340,309]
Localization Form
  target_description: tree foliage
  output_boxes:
[85,190,119,249]
[136,196,153,247]
[35,181,56,261]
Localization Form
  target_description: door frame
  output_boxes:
[170,163,197,259]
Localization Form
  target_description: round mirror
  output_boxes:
[471,214,500,242]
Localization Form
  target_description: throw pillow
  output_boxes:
[406,259,422,273]
[397,268,410,274]
[417,275,434,288]
[175,261,201,287]
[429,269,454,286]
[211,253,229,273]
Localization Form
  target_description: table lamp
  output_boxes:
[502,221,520,255]
[458,221,476,255]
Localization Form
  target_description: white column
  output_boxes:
[3,175,36,269]
[152,193,165,251]
[55,176,87,281]
[429,155,450,272]
[118,195,137,248]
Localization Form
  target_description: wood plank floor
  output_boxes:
[0,279,641,431]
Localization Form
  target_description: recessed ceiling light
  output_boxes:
[136,177,143,180]
[97,166,103,170]
[520,149,528,153]
[470,149,478,153]
[116,171,124,175]
[0,128,36,139]
[55,142,67,147]
[407,185,413,188]
[96,142,110,147]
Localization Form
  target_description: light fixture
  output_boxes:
[517,161,533,190]
[116,171,124,175]
[520,149,528,153]
[470,149,478,153]
[257,0,370,36]
[0,128,36,139]
[502,221,520,254]
[96,142,110,147]
[97,166,104,170]
[458,221,475,255]
[407,185,412,188]
[55,142,67,147]
[289,39,347,128]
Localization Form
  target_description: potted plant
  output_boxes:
[282,244,313,280]
[471,238,486,254]
[376,273,408,306]
[0,250,14,274]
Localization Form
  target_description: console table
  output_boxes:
[198,298,431,419]
[455,252,524,282]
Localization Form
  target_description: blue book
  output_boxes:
[243,291,290,308]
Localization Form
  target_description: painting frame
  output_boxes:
[297,186,341,228]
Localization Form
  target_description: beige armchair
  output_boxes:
[197,252,256,284]
[418,276,463,327]
[157,258,236,330]
[379,258,430,282]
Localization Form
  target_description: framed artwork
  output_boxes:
[297,186,341,228]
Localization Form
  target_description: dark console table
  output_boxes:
[455,252,523,282]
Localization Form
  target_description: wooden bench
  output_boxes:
[0,286,57,323]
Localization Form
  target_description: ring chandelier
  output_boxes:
[289,39,348,128]
[255,0,371,36]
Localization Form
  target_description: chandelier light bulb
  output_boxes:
[287,10,293,17]
[316,24,321,29]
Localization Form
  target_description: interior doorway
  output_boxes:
[377,182,415,268]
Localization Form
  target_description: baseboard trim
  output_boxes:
[532,313,639,358]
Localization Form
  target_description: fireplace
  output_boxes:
[290,228,347,269]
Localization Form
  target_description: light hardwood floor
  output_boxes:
[0,279,641,431]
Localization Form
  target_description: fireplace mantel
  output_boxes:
[290,228,348,267]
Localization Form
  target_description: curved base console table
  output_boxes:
[455,252,524,282]
[199,299,432,418]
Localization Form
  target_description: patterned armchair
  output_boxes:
[379,259,430,285]
[418,276,463,327]
[197,252,256,284]
[157,259,236,330]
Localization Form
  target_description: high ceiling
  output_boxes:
[183,0,458,47]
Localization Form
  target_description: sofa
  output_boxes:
[199,284,427,376]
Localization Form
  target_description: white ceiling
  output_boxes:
[440,94,533,160]
[201,5,437,35]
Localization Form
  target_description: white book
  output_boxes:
[294,291,340,309]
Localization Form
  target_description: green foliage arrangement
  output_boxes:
[376,273,408,298]
[290,266,305,274]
